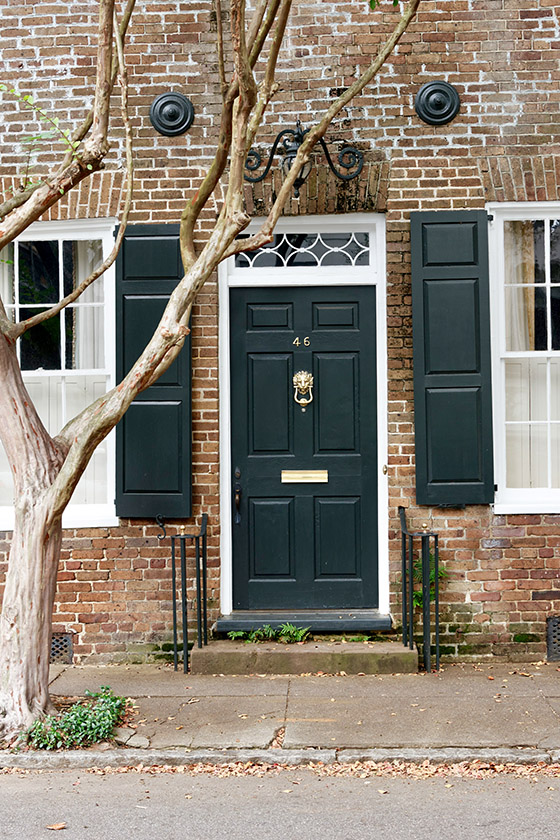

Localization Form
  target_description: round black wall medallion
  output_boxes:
[150,92,194,136]
[415,81,460,126]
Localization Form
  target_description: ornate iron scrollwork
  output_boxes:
[245,120,364,198]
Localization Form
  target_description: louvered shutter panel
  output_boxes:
[411,210,494,506]
[115,225,192,518]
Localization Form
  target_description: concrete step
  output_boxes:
[189,640,418,675]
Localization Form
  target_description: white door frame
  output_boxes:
[218,213,389,615]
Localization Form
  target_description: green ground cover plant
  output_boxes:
[23,686,128,750]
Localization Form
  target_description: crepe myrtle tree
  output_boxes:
[0,0,421,740]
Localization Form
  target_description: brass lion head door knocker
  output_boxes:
[293,370,313,412]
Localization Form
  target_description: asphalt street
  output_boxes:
[0,768,558,840]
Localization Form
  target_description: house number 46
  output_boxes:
[293,336,310,347]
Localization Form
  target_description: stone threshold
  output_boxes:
[215,609,392,634]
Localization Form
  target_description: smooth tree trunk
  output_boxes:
[0,503,63,738]
[0,333,66,741]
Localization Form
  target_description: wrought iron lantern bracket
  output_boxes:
[244,120,364,198]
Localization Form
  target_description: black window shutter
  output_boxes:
[411,210,494,506]
[115,224,192,518]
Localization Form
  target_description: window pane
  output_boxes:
[552,424,560,488]
[505,286,547,350]
[234,232,370,268]
[65,376,108,504]
[506,423,548,488]
[551,359,560,421]
[64,306,104,369]
[504,220,545,285]
[550,220,560,283]
[19,241,59,304]
[24,375,63,433]
[505,358,547,421]
[20,311,61,370]
[63,240,104,302]
[552,286,560,350]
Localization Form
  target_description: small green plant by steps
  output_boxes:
[412,552,448,609]
[227,623,310,644]
[277,622,310,643]
[23,686,129,751]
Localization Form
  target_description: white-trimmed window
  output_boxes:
[0,219,117,529]
[490,203,560,513]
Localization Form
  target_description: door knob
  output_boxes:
[234,482,242,525]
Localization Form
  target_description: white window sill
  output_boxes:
[493,501,560,515]
[0,506,120,533]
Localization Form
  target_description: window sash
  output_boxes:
[490,204,560,512]
[0,220,117,528]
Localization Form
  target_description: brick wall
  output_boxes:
[1,0,560,660]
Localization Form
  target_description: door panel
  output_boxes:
[314,353,358,452]
[314,497,361,578]
[249,355,292,453]
[231,286,377,609]
[250,498,295,578]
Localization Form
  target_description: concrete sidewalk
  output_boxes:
[2,661,559,768]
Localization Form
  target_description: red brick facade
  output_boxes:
[2,1,560,661]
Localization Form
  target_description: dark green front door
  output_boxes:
[230,286,378,610]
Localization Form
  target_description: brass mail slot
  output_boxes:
[281,469,329,484]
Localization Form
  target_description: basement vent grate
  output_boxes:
[50,633,73,664]
[546,616,560,661]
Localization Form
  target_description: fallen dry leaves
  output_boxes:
[3,760,560,781]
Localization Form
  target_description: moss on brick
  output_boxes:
[513,633,540,643]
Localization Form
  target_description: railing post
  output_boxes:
[398,507,440,671]
[201,515,208,646]
[401,528,408,648]
[171,536,178,672]
[434,534,440,671]
[195,535,203,649]
[408,534,414,651]
[167,516,209,672]
[180,530,188,673]
[421,533,431,673]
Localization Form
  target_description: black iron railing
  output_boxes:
[398,506,440,672]
[157,514,209,673]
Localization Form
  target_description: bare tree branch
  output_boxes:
[0,184,43,222]
[0,0,137,229]
[0,3,117,249]
[246,0,269,51]
[225,0,421,258]
[247,0,291,145]
[225,0,259,219]
[7,7,135,340]
[90,0,115,147]
[249,0,283,63]
[70,0,136,146]
[215,0,227,99]
[179,0,283,269]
